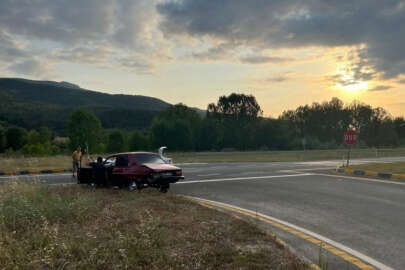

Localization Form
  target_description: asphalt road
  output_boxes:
[1,156,405,269]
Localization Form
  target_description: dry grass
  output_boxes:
[0,184,310,270]
[349,162,405,174]
[1,148,405,173]
[0,155,71,173]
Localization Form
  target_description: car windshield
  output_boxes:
[134,154,165,164]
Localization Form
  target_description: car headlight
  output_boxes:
[175,170,182,176]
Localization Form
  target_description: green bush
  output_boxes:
[22,143,47,156]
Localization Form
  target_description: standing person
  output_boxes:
[92,156,106,187]
[72,147,82,178]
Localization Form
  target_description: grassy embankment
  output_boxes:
[0,184,309,269]
[348,162,405,175]
[1,148,405,173]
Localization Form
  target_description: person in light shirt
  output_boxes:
[72,147,82,178]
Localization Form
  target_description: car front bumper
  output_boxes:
[151,175,184,184]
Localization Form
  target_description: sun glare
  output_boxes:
[342,81,368,92]
[333,70,369,94]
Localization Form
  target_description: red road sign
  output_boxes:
[344,130,358,146]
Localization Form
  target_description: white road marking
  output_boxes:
[178,173,312,184]
[294,161,341,166]
[277,170,304,174]
[175,163,208,166]
[196,173,220,177]
[190,196,394,270]
[278,167,338,173]
[316,173,405,186]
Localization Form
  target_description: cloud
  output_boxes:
[266,76,288,83]
[240,55,293,64]
[157,0,405,79]
[117,55,156,75]
[0,30,27,61]
[0,0,166,76]
[398,79,405,84]
[9,59,52,77]
[369,85,392,91]
[0,0,115,43]
[2,0,405,81]
[190,42,237,61]
[53,45,113,65]
[328,74,358,86]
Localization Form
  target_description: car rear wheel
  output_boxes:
[159,184,169,193]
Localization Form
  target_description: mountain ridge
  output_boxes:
[0,78,176,134]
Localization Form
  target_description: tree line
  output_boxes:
[1,93,405,156]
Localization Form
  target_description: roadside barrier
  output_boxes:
[336,167,405,180]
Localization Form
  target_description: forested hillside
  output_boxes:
[0,78,171,134]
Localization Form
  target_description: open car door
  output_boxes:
[77,163,92,184]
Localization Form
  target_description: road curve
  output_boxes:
[1,157,405,269]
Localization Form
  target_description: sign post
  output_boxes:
[344,130,358,166]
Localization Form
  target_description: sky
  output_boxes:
[1,0,405,117]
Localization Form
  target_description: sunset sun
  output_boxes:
[342,81,369,92]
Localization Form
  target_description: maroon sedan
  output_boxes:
[78,152,184,193]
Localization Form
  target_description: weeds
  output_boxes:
[318,243,329,270]
[0,184,310,269]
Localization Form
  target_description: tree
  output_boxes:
[38,126,53,144]
[0,126,6,152]
[171,120,193,150]
[5,127,27,150]
[150,119,193,151]
[207,93,262,120]
[253,118,290,150]
[107,130,125,153]
[207,93,262,150]
[394,117,405,145]
[27,130,42,145]
[129,131,150,151]
[197,118,223,151]
[151,104,202,151]
[68,109,102,151]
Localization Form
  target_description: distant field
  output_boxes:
[0,155,72,174]
[349,162,405,174]
[1,148,405,173]
[0,184,309,269]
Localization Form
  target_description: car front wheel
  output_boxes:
[128,180,138,191]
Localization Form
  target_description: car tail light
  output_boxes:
[175,170,182,176]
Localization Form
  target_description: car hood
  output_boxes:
[143,163,180,171]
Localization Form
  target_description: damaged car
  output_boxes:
[78,152,184,193]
